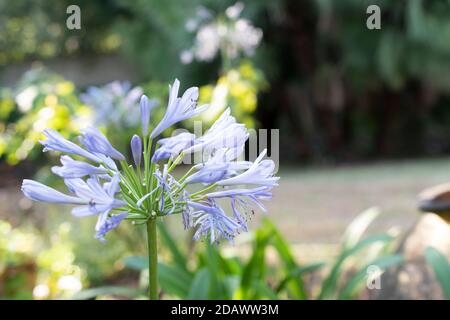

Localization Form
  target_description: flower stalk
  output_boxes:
[146,217,158,300]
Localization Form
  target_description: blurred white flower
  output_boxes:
[180,50,194,64]
[182,2,262,64]
[16,86,38,112]
[33,284,50,300]
[57,275,82,292]
[195,24,221,61]
[225,2,244,19]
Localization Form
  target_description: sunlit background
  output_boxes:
[1,0,449,300]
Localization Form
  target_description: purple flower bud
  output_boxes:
[130,134,142,167]
[80,127,125,161]
[140,95,151,136]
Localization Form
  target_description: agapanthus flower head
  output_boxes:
[21,78,278,244]
[80,81,143,128]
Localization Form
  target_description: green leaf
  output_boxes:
[342,207,380,250]
[157,222,188,272]
[72,286,143,300]
[276,262,325,293]
[187,268,210,300]
[318,233,393,299]
[158,262,192,298]
[339,254,404,299]
[123,256,148,271]
[241,227,271,297]
[256,280,279,300]
[264,219,307,299]
[425,246,450,299]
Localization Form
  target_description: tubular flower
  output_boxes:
[39,129,102,163]
[51,155,107,179]
[217,149,279,187]
[152,132,195,162]
[140,95,158,136]
[21,79,278,244]
[150,79,208,138]
[183,108,249,155]
[80,127,125,161]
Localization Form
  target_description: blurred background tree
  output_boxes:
[2,0,450,165]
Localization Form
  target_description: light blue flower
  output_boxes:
[186,148,251,184]
[21,179,87,204]
[130,134,142,167]
[205,186,272,200]
[185,163,229,184]
[51,155,107,178]
[39,129,102,163]
[80,81,143,128]
[150,79,208,139]
[80,126,125,161]
[183,108,248,156]
[217,149,279,186]
[95,211,128,242]
[65,174,124,215]
[152,165,182,214]
[188,200,241,243]
[152,132,195,162]
[206,186,273,231]
[23,175,126,235]
[140,95,158,136]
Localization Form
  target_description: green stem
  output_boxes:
[190,183,218,198]
[146,217,158,300]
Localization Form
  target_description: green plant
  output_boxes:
[425,246,450,299]
[74,208,403,300]
[0,219,86,299]
[0,68,90,165]
[318,207,403,299]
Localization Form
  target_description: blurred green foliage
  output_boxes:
[73,209,403,300]
[425,246,450,299]
[0,220,86,299]
[0,0,121,65]
[1,0,450,161]
[0,68,90,165]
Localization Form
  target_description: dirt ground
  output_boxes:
[265,157,450,245]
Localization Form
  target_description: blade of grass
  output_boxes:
[425,246,450,299]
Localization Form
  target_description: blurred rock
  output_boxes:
[417,182,450,222]
[370,213,450,300]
